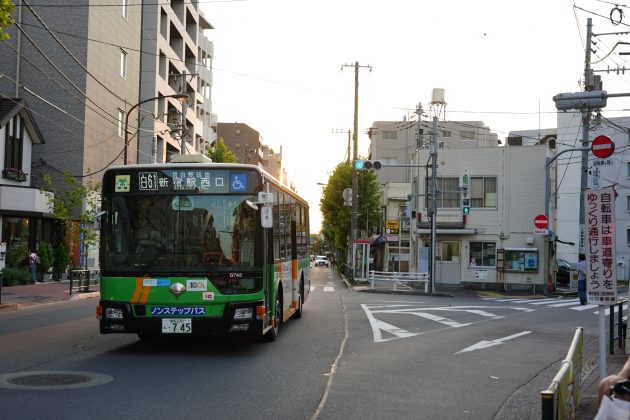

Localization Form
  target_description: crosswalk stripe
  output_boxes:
[323,286,334,292]
[570,304,599,311]
[528,299,571,305]
[548,300,581,307]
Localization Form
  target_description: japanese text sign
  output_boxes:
[585,187,617,304]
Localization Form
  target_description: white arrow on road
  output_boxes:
[454,331,532,354]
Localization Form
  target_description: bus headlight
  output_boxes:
[106,307,124,320]
[233,307,253,320]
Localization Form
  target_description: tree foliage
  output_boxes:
[0,1,15,41]
[319,161,381,266]
[207,138,237,163]
[40,171,101,270]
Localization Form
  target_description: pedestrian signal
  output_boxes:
[462,198,470,215]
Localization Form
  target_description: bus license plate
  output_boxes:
[161,318,192,334]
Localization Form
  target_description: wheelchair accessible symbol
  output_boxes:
[230,174,247,192]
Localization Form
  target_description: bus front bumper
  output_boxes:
[97,300,266,337]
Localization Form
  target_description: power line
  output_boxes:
[22,0,128,105]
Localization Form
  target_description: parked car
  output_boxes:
[555,258,573,286]
[314,256,329,267]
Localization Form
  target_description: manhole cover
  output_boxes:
[0,371,113,390]
[9,373,90,386]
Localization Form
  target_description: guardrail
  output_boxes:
[609,298,628,354]
[541,327,584,420]
[368,271,429,293]
[68,269,100,295]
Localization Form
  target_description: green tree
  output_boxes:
[52,241,69,281]
[41,171,101,271]
[319,161,381,268]
[0,1,15,41]
[36,241,53,279]
[207,138,237,163]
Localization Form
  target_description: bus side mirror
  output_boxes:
[261,206,273,229]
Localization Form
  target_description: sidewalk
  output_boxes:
[576,349,628,418]
[0,279,100,311]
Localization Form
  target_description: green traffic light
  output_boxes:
[354,160,365,170]
[462,206,470,215]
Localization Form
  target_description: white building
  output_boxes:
[0,98,54,259]
[411,142,553,291]
[556,113,630,281]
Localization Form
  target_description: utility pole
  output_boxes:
[341,61,371,250]
[579,18,594,254]
[411,103,423,274]
[331,129,352,163]
[429,116,438,295]
[180,71,188,155]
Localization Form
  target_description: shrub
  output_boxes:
[6,244,27,268]
[1,267,31,286]
[37,241,53,277]
[52,241,69,281]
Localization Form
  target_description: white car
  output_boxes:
[314,256,329,267]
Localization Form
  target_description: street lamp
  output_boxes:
[123,93,190,164]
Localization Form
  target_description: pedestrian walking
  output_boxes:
[577,253,587,305]
[28,249,38,284]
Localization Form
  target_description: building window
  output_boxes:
[382,131,398,140]
[627,228,630,245]
[627,162,630,178]
[426,177,460,208]
[470,177,497,208]
[442,130,452,138]
[460,131,475,140]
[4,115,24,171]
[504,249,538,272]
[122,0,128,19]
[120,49,127,79]
[118,109,125,138]
[469,242,496,267]
[439,241,460,262]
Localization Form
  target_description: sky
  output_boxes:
[200,0,630,233]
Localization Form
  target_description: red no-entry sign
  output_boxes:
[592,135,615,159]
[534,214,548,229]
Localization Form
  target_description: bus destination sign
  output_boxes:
[111,168,255,194]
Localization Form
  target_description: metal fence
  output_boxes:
[69,269,100,295]
[368,271,429,293]
[541,327,584,420]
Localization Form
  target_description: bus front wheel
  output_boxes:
[264,290,282,342]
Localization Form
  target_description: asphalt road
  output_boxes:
[0,267,604,419]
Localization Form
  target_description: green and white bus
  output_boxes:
[97,160,310,341]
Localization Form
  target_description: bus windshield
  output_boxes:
[101,194,262,274]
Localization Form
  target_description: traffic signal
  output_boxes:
[462,198,470,215]
[553,91,607,111]
[353,160,382,170]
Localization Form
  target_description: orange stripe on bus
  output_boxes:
[139,286,151,304]
[130,277,143,303]
[292,260,298,279]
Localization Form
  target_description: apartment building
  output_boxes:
[137,3,215,163]
[0,1,215,265]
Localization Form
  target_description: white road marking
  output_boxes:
[528,299,572,305]
[323,286,334,292]
[455,331,532,354]
[570,304,599,311]
[361,304,420,343]
[310,286,316,292]
[362,304,509,343]
[548,300,581,307]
